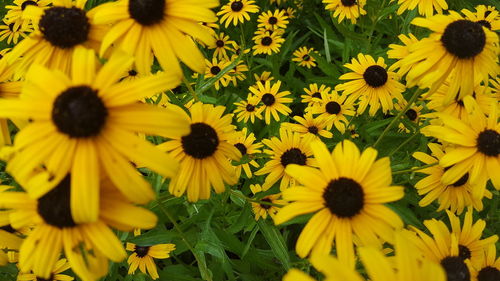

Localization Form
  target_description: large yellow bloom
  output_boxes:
[398,12,499,103]
[275,140,403,267]
[92,0,219,75]
[158,102,241,202]
[0,177,158,281]
[0,47,189,223]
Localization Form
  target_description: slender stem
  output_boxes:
[373,88,422,148]
[156,199,213,281]
[392,162,438,175]
[387,131,420,157]
[183,76,198,102]
[229,190,284,208]
[366,0,387,51]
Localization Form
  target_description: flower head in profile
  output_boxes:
[126,240,175,280]
[391,0,448,17]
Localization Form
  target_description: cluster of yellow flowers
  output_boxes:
[0,0,498,281]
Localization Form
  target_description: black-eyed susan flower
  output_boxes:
[412,143,492,214]
[407,216,476,281]
[92,0,218,75]
[398,12,499,103]
[234,94,263,123]
[0,19,32,45]
[250,80,293,124]
[158,102,241,202]
[323,0,367,24]
[6,0,104,74]
[126,242,175,280]
[397,102,423,132]
[0,176,158,281]
[425,82,496,121]
[203,57,232,90]
[445,208,498,268]
[275,140,404,266]
[309,90,355,133]
[229,128,263,178]
[387,33,419,73]
[253,26,285,38]
[292,47,317,69]
[336,53,406,116]
[391,0,448,17]
[254,71,274,85]
[209,32,236,60]
[228,56,249,87]
[252,31,285,55]
[257,10,289,30]
[348,124,359,138]
[17,258,74,281]
[421,96,500,192]
[471,244,500,281]
[4,0,51,28]
[463,5,500,31]
[281,112,333,140]
[281,7,297,19]
[301,83,331,107]
[255,128,314,190]
[217,0,260,28]
[0,47,189,223]
[283,231,446,281]
[249,184,284,221]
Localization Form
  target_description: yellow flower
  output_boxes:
[391,0,448,17]
[275,140,403,266]
[217,0,260,28]
[250,80,293,124]
[126,242,175,280]
[323,0,367,24]
[292,46,317,69]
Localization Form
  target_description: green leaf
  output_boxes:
[257,220,291,270]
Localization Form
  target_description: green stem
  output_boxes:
[366,0,387,51]
[373,88,422,148]
[387,131,420,157]
[392,162,437,175]
[229,190,284,208]
[183,77,198,102]
[156,199,213,281]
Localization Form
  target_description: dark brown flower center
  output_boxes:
[128,0,165,26]
[210,66,221,75]
[302,54,310,61]
[280,148,307,167]
[476,129,500,157]
[323,177,364,218]
[268,16,278,25]
[128,69,138,76]
[341,0,357,6]
[52,86,107,138]
[477,266,500,281]
[39,7,90,48]
[182,123,219,159]
[216,40,225,48]
[406,109,418,121]
[308,126,319,134]
[246,104,256,112]
[21,0,38,10]
[441,20,486,59]
[312,92,321,98]
[231,1,243,12]
[458,245,471,260]
[37,175,76,228]
[260,197,272,210]
[363,65,388,87]
[326,101,341,114]
[234,143,247,155]
[440,256,470,281]
[476,20,492,29]
[261,93,275,106]
[261,36,273,46]
[134,245,151,258]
